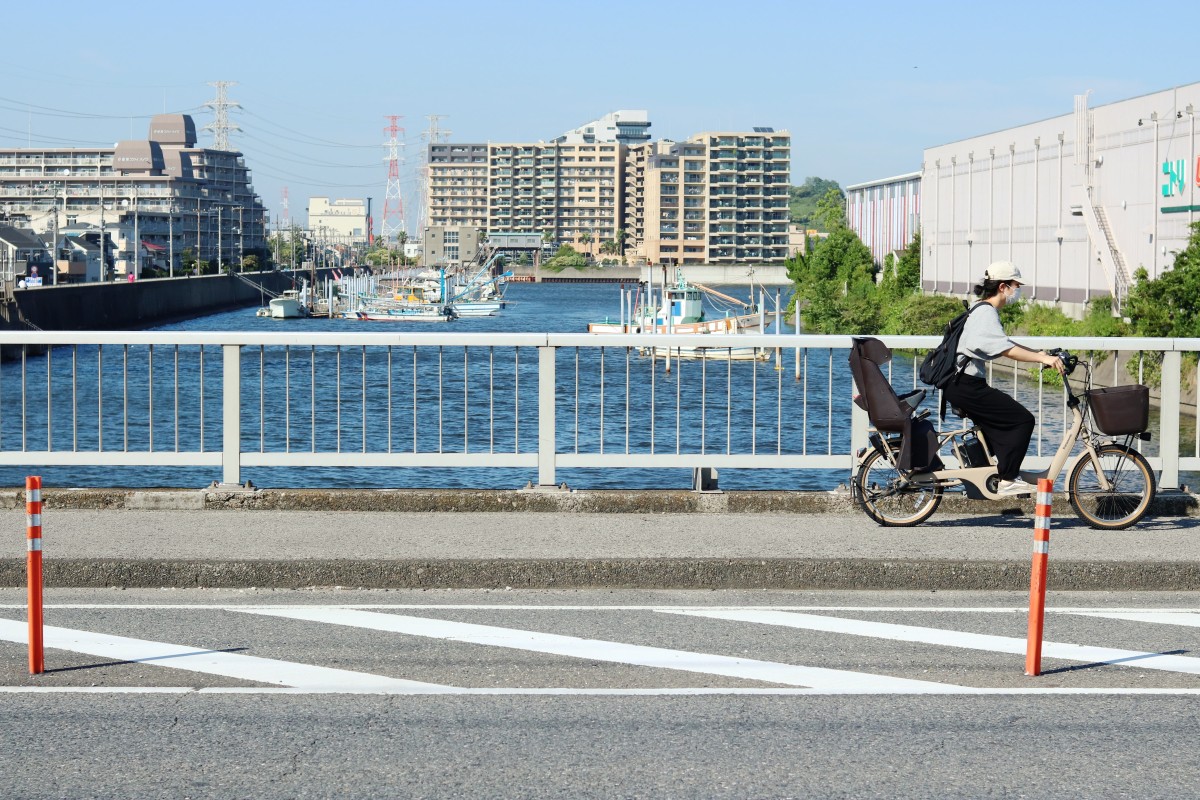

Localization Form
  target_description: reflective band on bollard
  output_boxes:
[1025,478,1053,677]
[26,476,43,675]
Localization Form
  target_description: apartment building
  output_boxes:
[625,130,791,265]
[428,141,623,254]
[0,113,267,278]
[427,144,489,229]
[425,119,788,265]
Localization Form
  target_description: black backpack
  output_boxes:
[919,301,987,391]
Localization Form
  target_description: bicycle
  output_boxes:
[852,348,1156,529]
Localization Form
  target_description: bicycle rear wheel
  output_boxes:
[1067,443,1155,530]
[853,445,942,527]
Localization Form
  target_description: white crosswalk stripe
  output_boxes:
[3,604,1200,695]
[0,618,448,692]
[231,606,960,693]
[1066,611,1200,628]
[663,609,1200,675]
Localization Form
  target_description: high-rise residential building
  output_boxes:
[424,116,788,265]
[0,113,266,279]
[427,144,489,229]
[555,110,651,146]
[427,141,623,256]
[625,130,791,265]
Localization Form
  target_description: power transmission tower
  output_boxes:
[416,115,451,234]
[381,115,405,242]
[281,186,290,224]
[202,81,243,151]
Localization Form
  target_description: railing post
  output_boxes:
[850,386,869,475]
[537,345,556,488]
[222,344,242,487]
[1159,348,1182,491]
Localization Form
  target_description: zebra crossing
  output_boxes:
[3,602,1200,695]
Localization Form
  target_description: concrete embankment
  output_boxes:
[1,488,1197,592]
[0,270,315,338]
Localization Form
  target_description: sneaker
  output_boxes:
[996,477,1036,497]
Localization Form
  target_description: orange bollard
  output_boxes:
[26,476,43,675]
[1024,477,1053,676]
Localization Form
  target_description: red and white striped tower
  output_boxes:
[381,115,406,242]
[1025,477,1054,676]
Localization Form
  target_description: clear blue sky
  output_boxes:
[1,0,1195,232]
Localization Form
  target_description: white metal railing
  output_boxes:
[0,332,1194,491]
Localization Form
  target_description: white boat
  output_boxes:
[343,271,457,322]
[267,289,308,319]
[343,304,456,322]
[588,271,767,360]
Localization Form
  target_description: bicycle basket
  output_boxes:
[1087,385,1149,435]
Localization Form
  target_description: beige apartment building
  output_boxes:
[426,126,789,265]
[625,130,791,265]
[427,141,622,255]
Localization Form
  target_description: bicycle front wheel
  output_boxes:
[1067,443,1156,530]
[853,446,942,527]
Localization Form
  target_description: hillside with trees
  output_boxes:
[789,177,843,230]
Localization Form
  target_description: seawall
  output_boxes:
[0,271,310,337]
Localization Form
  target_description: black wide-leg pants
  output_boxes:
[942,374,1036,480]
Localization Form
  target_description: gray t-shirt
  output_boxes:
[957,302,1015,377]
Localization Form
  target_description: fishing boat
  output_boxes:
[345,303,457,322]
[255,285,310,319]
[587,270,764,335]
[342,269,457,322]
[587,270,769,360]
[268,289,308,319]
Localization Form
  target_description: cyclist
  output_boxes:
[946,261,1067,497]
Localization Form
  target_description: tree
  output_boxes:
[790,225,878,334]
[543,244,587,271]
[578,230,594,255]
[614,228,626,254]
[814,187,847,232]
[1125,221,1200,339]
[789,177,843,228]
[878,231,921,302]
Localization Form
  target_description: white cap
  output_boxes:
[985,260,1023,282]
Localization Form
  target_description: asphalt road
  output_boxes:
[3,588,1199,798]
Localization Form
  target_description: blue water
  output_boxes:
[3,282,863,491]
[2,281,1186,491]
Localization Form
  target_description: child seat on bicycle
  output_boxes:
[849,337,943,473]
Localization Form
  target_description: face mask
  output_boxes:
[1007,285,1023,303]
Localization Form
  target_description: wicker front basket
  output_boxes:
[1087,385,1149,435]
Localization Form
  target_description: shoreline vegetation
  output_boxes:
[788,188,1200,389]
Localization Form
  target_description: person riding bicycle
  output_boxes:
[945,261,1067,497]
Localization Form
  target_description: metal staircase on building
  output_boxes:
[1077,194,1133,313]
[1092,204,1132,311]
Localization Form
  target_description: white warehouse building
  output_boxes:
[921,81,1200,313]
[845,171,921,268]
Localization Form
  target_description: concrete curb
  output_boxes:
[1,488,1196,516]
[6,557,1200,591]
